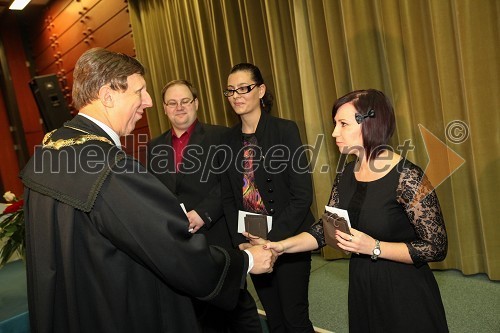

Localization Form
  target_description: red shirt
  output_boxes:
[171,119,198,172]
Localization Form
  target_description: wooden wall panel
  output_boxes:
[107,32,135,57]
[33,0,112,73]
[42,0,72,25]
[88,9,132,49]
[82,0,127,33]
[0,0,148,193]
[52,0,128,64]
[27,0,149,163]
[31,26,53,57]
[42,61,61,79]
[32,0,130,105]
[31,0,72,57]
[31,0,101,59]
[45,0,99,41]
[35,43,60,72]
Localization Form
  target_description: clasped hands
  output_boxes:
[243,228,377,260]
[241,232,281,274]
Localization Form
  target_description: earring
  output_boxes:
[260,98,265,108]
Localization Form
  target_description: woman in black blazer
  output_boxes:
[221,63,315,333]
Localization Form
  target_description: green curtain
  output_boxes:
[128,0,499,280]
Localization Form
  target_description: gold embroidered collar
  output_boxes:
[42,125,114,150]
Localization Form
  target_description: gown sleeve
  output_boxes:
[94,157,246,309]
[397,162,448,265]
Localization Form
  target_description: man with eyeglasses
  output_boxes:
[147,80,263,333]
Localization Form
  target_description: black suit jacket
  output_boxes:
[147,121,232,247]
[220,111,315,248]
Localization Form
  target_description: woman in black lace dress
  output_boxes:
[249,89,449,332]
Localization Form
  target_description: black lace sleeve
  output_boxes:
[397,161,448,265]
[308,172,342,248]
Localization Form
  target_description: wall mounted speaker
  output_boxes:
[29,74,72,132]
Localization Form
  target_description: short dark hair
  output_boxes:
[161,79,198,103]
[72,48,145,110]
[332,89,395,161]
[229,63,273,113]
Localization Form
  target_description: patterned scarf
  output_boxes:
[242,134,268,214]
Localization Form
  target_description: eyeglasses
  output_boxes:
[223,84,257,97]
[164,98,195,109]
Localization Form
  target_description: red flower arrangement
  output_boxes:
[3,199,24,214]
[0,191,25,267]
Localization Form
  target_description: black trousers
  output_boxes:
[251,251,314,333]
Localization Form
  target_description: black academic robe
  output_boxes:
[20,116,247,333]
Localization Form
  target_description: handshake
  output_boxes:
[240,232,285,274]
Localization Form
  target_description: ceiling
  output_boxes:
[0,0,50,16]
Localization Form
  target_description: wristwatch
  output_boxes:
[371,239,381,260]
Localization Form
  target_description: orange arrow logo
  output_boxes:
[413,124,465,206]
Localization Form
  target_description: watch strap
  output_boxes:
[371,239,381,260]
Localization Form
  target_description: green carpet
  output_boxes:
[247,254,500,333]
[0,261,27,322]
[0,260,29,333]
[1,257,499,333]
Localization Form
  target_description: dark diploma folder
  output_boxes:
[322,211,351,252]
[244,214,269,240]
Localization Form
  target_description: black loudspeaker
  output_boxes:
[29,74,72,132]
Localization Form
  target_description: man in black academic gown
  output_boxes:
[147,80,262,332]
[20,48,274,333]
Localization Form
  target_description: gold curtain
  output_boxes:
[128,0,500,280]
